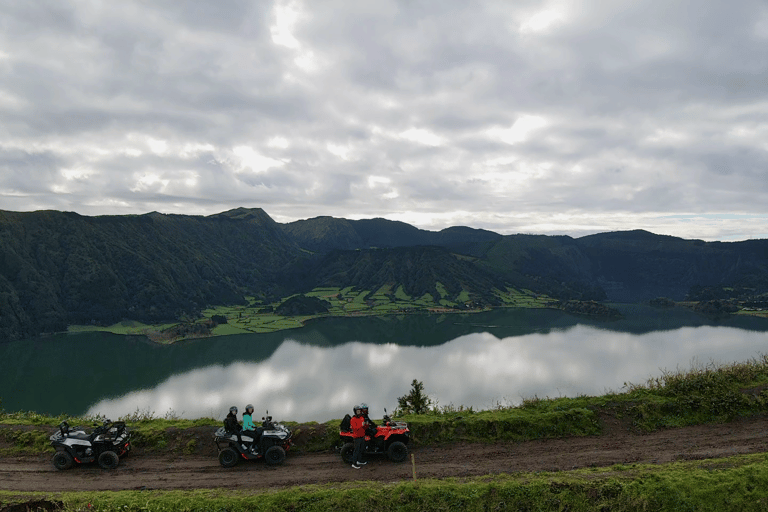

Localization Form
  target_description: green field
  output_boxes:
[68,286,553,342]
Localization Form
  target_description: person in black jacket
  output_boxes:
[224,406,245,448]
[224,406,241,433]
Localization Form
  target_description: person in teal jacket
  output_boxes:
[242,404,259,452]
[243,404,256,430]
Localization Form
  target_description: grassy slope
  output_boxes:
[2,456,768,511]
[3,358,768,511]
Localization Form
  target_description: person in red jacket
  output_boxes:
[350,404,367,469]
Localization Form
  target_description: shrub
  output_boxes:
[396,379,433,415]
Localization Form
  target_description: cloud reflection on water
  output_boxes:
[87,324,768,422]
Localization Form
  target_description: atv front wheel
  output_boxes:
[264,445,286,465]
[340,442,354,464]
[387,441,408,462]
[98,450,120,469]
[52,451,73,470]
[218,447,239,468]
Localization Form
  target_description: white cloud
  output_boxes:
[131,173,170,193]
[0,0,767,241]
[147,138,169,155]
[232,146,286,173]
[489,115,548,145]
[327,142,351,160]
[519,7,567,34]
[268,137,290,149]
[180,143,215,157]
[271,0,303,49]
[61,167,95,180]
[399,128,444,146]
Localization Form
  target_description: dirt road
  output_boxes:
[2,415,767,493]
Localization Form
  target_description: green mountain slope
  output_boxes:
[288,246,507,306]
[0,208,301,341]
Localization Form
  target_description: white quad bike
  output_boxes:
[214,413,291,467]
[50,420,131,470]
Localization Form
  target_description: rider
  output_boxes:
[350,404,367,469]
[360,402,377,435]
[224,406,245,448]
[224,406,241,433]
[242,404,260,453]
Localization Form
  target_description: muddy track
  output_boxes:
[2,415,768,493]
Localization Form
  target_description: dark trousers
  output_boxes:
[242,430,257,446]
[352,437,365,463]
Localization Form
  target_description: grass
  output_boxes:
[0,408,221,456]
[65,285,555,342]
[3,454,768,511]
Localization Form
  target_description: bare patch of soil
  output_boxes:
[2,415,768,493]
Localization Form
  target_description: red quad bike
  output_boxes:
[339,409,410,463]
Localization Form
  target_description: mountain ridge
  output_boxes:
[1,207,766,341]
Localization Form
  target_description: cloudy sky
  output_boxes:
[1,0,767,241]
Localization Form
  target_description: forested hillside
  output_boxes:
[0,208,300,341]
[1,207,767,341]
[283,217,768,303]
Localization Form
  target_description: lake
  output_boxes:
[1,305,767,423]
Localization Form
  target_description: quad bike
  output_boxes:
[214,412,292,468]
[339,409,410,463]
[50,419,131,470]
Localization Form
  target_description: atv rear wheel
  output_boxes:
[340,442,354,464]
[387,441,408,462]
[97,450,120,469]
[264,445,286,465]
[218,447,239,468]
[52,451,73,470]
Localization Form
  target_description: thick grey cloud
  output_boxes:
[1,0,767,240]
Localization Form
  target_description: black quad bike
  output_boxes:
[50,420,131,470]
[214,412,292,468]
[339,409,410,463]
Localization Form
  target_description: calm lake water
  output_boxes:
[1,305,767,423]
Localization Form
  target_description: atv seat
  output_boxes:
[66,431,91,441]
[340,414,352,432]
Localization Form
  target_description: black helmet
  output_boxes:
[353,404,362,415]
[229,406,238,415]
[360,402,369,414]
[245,404,254,414]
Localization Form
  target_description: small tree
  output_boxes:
[396,379,432,415]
